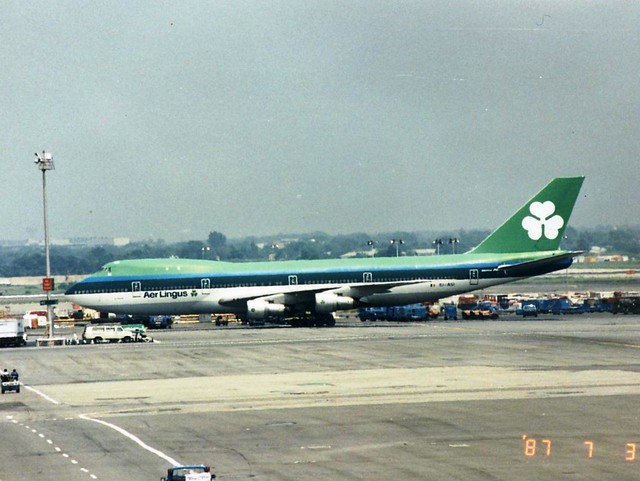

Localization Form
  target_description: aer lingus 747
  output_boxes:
[65,177,585,326]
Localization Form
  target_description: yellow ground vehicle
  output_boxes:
[461,304,499,320]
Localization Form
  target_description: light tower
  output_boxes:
[367,240,376,257]
[448,237,460,254]
[34,150,56,340]
[433,238,443,255]
[390,239,404,257]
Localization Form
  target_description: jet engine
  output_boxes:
[315,291,355,313]
[246,299,286,319]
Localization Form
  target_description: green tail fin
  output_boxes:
[469,176,585,254]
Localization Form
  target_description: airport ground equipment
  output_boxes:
[358,307,387,322]
[387,303,439,321]
[82,324,147,343]
[516,298,587,315]
[461,302,499,320]
[23,310,48,328]
[0,319,27,347]
[1,379,20,394]
[359,303,438,322]
[161,464,215,481]
[1,371,20,394]
[578,293,640,315]
[442,304,458,320]
[612,296,640,314]
[520,304,538,317]
[148,315,173,328]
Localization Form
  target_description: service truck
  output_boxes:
[0,319,27,347]
[23,310,48,329]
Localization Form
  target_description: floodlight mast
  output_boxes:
[34,151,55,339]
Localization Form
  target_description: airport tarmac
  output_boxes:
[1,315,640,481]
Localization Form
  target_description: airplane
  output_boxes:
[65,176,585,326]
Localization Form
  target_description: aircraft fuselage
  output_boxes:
[65,251,573,317]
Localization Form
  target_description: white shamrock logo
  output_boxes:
[521,201,564,240]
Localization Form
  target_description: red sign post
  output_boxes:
[42,277,54,291]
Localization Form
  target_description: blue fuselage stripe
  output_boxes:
[65,257,571,295]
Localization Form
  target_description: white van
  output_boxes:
[82,325,135,343]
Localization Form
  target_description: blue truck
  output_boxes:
[442,304,458,320]
[147,315,173,329]
[516,298,587,315]
[359,304,439,322]
[520,304,538,317]
[358,307,387,322]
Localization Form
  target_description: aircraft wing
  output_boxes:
[345,280,427,298]
[218,279,425,308]
[218,284,327,308]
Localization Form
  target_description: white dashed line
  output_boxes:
[5,414,98,479]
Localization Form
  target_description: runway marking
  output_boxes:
[79,413,180,466]
[24,384,60,404]
[9,419,100,480]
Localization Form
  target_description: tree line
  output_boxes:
[0,226,637,277]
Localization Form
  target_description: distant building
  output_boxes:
[113,237,130,247]
[0,239,26,247]
[576,255,629,263]
[412,248,437,256]
[69,236,130,246]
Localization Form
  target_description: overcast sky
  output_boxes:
[2,1,638,243]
